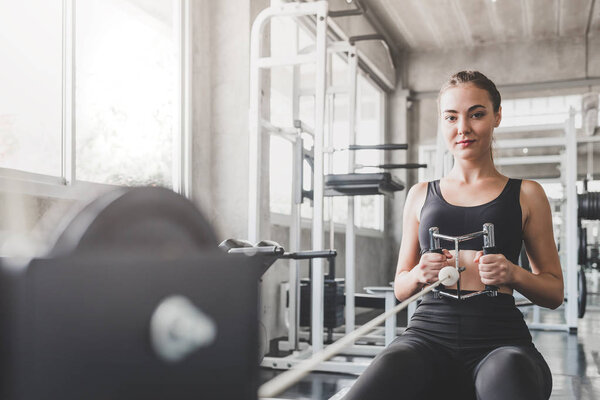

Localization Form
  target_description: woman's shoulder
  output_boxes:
[519,179,547,199]
[519,179,551,214]
[406,181,430,201]
[405,181,431,216]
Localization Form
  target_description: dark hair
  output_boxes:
[438,70,501,113]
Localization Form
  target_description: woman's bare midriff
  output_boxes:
[434,249,513,295]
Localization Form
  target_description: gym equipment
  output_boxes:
[0,187,260,400]
[578,192,600,220]
[258,266,460,398]
[219,239,342,342]
[50,186,217,256]
[219,239,285,277]
[324,172,405,197]
[429,223,499,300]
[578,264,587,318]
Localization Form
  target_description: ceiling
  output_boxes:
[364,0,599,52]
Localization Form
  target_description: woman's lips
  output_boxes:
[457,139,475,148]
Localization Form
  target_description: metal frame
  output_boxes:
[249,0,330,363]
[492,114,579,332]
[252,1,397,376]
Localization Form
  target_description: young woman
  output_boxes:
[344,71,563,400]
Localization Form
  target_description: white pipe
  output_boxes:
[310,1,329,353]
[345,46,358,336]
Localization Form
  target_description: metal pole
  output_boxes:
[289,25,302,352]
[565,109,578,332]
[311,2,328,353]
[61,0,75,186]
[345,46,358,336]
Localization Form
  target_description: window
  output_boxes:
[268,16,386,231]
[76,0,180,187]
[501,95,583,128]
[0,0,63,177]
[0,0,188,194]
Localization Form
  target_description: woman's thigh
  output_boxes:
[343,335,456,400]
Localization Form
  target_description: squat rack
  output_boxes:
[248,0,406,375]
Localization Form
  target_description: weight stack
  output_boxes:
[579,192,600,220]
[299,279,345,329]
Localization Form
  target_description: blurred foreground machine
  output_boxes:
[0,187,259,400]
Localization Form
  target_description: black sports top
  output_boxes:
[418,179,523,264]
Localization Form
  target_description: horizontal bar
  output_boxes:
[348,34,384,45]
[348,144,408,150]
[495,123,565,134]
[433,230,485,243]
[0,167,65,185]
[329,9,363,17]
[257,53,315,68]
[494,155,563,166]
[577,135,600,143]
[356,163,427,170]
[494,137,566,149]
[261,119,298,142]
[281,250,337,259]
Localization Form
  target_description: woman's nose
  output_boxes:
[457,117,471,135]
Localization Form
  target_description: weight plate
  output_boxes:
[49,187,217,257]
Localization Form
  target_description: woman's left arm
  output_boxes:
[478,180,564,308]
[512,180,564,308]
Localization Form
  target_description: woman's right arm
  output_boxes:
[393,183,452,301]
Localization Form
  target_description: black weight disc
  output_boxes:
[578,264,587,319]
[579,227,588,266]
[49,187,217,257]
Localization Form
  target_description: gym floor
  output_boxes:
[260,277,600,400]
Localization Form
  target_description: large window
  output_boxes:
[0,0,188,193]
[268,16,385,231]
[0,0,63,177]
[501,95,583,128]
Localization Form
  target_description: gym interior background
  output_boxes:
[1,0,600,399]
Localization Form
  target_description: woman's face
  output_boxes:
[439,83,502,161]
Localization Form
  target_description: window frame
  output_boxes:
[0,0,192,200]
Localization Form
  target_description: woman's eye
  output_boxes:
[471,112,485,118]
[445,115,456,121]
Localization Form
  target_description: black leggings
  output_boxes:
[344,291,552,400]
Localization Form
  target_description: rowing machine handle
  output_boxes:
[483,246,499,297]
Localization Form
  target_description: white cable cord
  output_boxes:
[258,267,459,398]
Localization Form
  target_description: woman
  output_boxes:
[344,71,563,400]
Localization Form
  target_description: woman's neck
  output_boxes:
[447,156,501,184]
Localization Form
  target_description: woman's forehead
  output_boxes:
[439,83,493,112]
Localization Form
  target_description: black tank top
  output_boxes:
[418,179,523,264]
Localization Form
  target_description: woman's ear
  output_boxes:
[494,106,502,127]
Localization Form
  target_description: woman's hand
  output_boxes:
[411,249,453,285]
[474,251,516,286]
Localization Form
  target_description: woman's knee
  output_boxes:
[474,346,551,400]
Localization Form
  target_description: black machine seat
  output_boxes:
[324,172,405,197]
